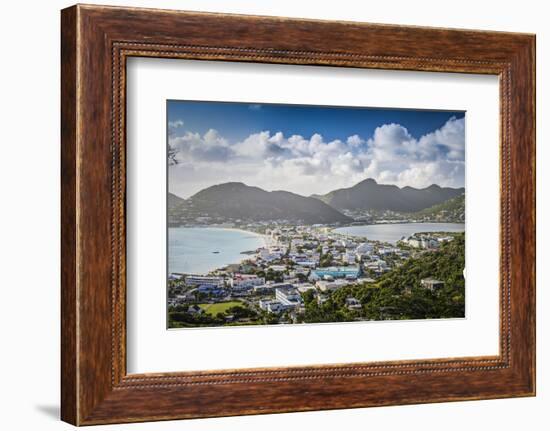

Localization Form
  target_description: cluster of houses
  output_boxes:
[401,233,454,249]
[257,226,411,275]
[258,286,304,313]
[168,225,450,317]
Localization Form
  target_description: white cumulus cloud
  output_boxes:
[168,116,465,198]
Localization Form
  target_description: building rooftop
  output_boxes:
[311,266,361,279]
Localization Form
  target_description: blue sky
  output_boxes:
[168,100,464,143]
[167,100,466,199]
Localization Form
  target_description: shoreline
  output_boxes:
[337,220,465,228]
[169,223,464,274]
[168,226,270,275]
[169,225,276,248]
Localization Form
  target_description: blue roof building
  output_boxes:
[197,284,225,296]
[310,266,361,281]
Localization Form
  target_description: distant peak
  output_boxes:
[358,178,377,185]
[426,184,441,190]
[222,181,246,186]
[210,181,248,189]
[168,191,184,198]
[193,182,268,197]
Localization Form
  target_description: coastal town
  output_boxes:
[168,222,464,328]
[166,102,467,328]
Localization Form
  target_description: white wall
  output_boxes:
[0,0,546,430]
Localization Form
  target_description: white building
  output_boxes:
[292,267,311,276]
[254,282,293,294]
[342,252,357,265]
[365,260,388,273]
[295,283,316,293]
[275,287,303,308]
[407,238,422,248]
[268,265,287,273]
[230,274,265,290]
[258,248,282,262]
[355,242,374,254]
[259,299,284,313]
[406,236,440,249]
[420,278,445,291]
[185,275,224,288]
[316,279,350,292]
[379,246,400,255]
[295,260,317,268]
[291,239,305,248]
[345,297,362,310]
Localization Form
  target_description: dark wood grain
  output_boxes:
[61,4,535,425]
[60,5,78,425]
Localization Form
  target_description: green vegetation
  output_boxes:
[417,193,464,215]
[169,182,352,226]
[302,233,465,322]
[314,178,464,212]
[168,308,224,328]
[319,252,333,267]
[411,193,465,222]
[169,301,272,328]
[364,233,464,319]
[198,301,243,316]
[168,232,465,328]
[265,268,284,282]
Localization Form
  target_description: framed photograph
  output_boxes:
[61,4,535,425]
[165,100,467,330]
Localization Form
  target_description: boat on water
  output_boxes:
[212,251,220,254]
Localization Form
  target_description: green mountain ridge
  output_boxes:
[169,179,466,225]
[412,193,465,222]
[169,183,353,225]
[168,192,186,207]
[312,178,465,212]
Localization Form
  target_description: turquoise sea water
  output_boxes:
[333,222,465,244]
[168,227,265,275]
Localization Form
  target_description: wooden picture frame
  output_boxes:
[61,4,535,425]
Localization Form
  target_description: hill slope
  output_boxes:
[170,183,353,225]
[168,192,186,207]
[313,178,464,212]
[412,193,465,222]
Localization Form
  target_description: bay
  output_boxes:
[333,222,465,244]
[168,227,265,275]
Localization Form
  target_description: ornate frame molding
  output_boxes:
[61,5,535,425]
